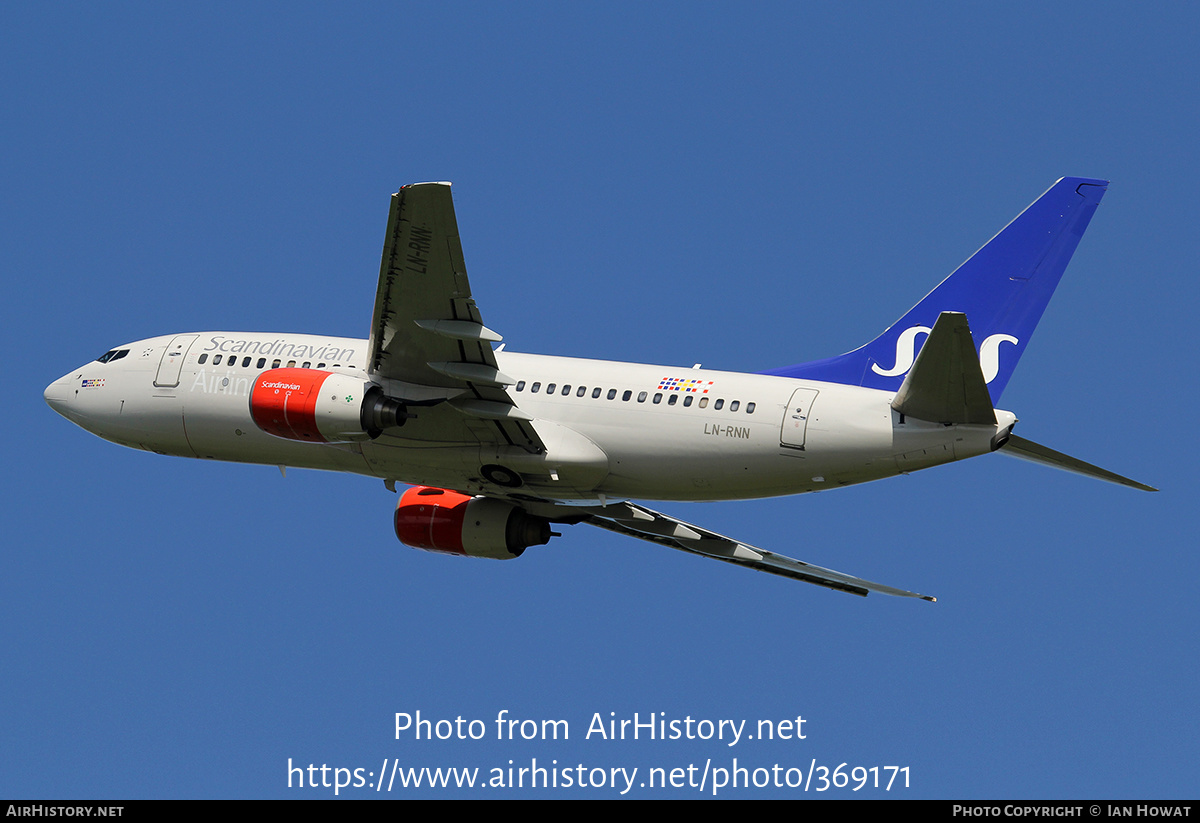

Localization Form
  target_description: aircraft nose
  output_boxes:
[44,374,72,417]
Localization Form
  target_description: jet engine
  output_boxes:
[249,367,406,443]
[394,486,552,559]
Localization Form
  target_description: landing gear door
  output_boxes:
[780,387,819,450]
[154,334,199,387]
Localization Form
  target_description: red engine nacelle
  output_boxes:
[249,368,405,442]
[394,486,552,559]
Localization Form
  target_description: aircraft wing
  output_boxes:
[582,502,936,600]
[367,183,543,453]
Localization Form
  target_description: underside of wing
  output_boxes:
[367,183,543,454]
[580,502,935,600]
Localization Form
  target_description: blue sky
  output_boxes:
[4,4,1195,798]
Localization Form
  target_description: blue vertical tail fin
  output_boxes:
[764,177,1109,403]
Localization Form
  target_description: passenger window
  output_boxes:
[730,400,739,412]
[653,393,662,404]
[258,358,267,369]
[683,396,693,407]
[547,383,556,394]
[531,382,541,393]
[593,387,602,398]
[622,390,631,401]
[287,360,296,368]
[637,391,647,403]
[607,389,616,400]
[302,362,311,369]
[317,363,325,369]
[213,355,223,365]
[746,402,755,414]
[272,359,281,368]
[714,399,724,410]
[198,354,208,364]
[242,357,251,367]
[516,380,526,391]
[577,386,587,397]
[699,397,709,408]
[562,385,571,396]
[668,394,678,406]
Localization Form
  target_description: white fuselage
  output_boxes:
[44,332,1015,502]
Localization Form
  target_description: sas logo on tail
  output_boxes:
[871,326,1018,384]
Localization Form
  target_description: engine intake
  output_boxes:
[250,368,406,443]
[394,486,552,559]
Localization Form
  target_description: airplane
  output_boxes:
[44,177,1155,602]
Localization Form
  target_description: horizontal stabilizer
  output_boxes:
[999,434,1157,491]
[891,312,996,425]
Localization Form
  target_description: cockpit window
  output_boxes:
[95,349,129,364]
